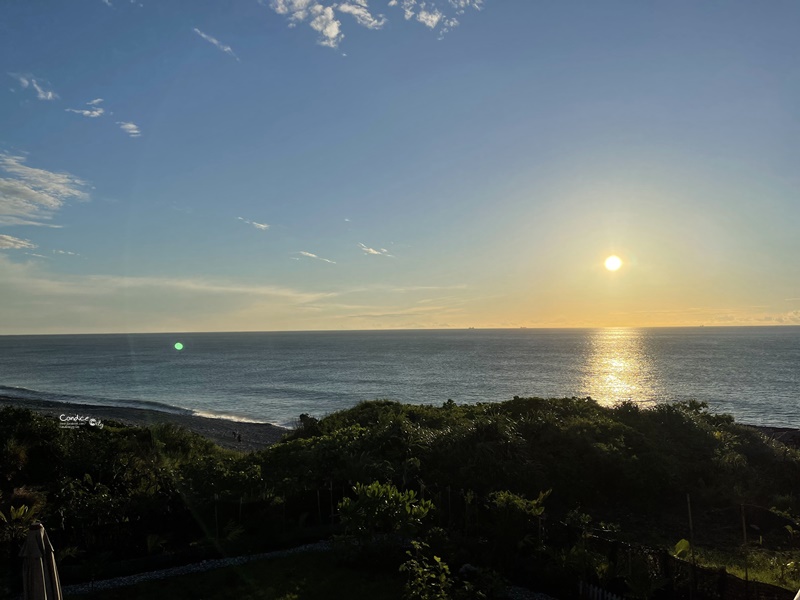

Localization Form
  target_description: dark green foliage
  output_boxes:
[335,481,433,563]
[399,541,452,600]
[3,397,800,596]
[339,481,433,539]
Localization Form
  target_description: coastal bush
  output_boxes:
[399,540,452,600]
[3,398,800,595]
[335,481,433,563]
[484,489,550,558]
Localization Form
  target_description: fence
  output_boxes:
[578,533,796,600]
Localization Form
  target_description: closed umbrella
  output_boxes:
[19,523,62,600]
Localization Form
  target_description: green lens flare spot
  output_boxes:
[174,342,184,351]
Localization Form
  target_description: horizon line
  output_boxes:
[1,324,798,337]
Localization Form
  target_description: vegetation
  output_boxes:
[2,397,800,599]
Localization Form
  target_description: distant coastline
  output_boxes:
[0,395,289,452]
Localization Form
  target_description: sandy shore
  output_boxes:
[749,425,800,448]
[0,396,290,452]
[2,395,798,452]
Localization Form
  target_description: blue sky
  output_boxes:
[2,0,799,333]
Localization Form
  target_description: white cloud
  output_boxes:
[358,242,393,257]
[389,0,481,36]
[117,121,142,137]
[269,0,344,47]
[0,153,90,227]
[0,234,36,250]
[416,6,443,28]
[298,250,336,264]
[448,0,482,12]
[66,99,105,118]
[101,0,112,5]
[309,4,344,47]
[9,73,58,101]
[337,2,387,29]
[266,0,481,46]
[193,28,240,61]
[438,16,458,38]
[398,0,416,20]
[54,249,80,256]
[237,217,270,230]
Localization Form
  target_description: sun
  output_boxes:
[604,255,623,271]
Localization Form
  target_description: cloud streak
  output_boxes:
[337,2,387,29]
[0,254,345,333]
[358,242,393,257]
[237,217,270,230]
[0,234,36,250]
[66,98,105,118]
[298,251,336,264]
[193,28,240,61]
[117,121,142,137]
[0,153,90,227]
[9,73,58,100]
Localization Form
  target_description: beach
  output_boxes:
[2,394,798,453]
[0,396,290,452]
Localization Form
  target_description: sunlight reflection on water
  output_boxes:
[580,328,664,407]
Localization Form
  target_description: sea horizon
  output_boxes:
[2,324,799,337]
[1,327,798,429]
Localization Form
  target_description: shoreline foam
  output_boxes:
[3,394,798,452]
[0,395,290,452]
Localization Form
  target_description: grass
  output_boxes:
[694,547,800,591]
[71,551,404,600]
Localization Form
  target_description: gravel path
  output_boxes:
[60,541,558,599]
[62,541,331,596]
[506,588,558,600]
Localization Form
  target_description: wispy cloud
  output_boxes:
[66,98,105,118]
[358,242,393,257]
[298,251,336,264]
[0,254,343,333]
[193,28,240,61]
[100,0,144,7]
[54,249,80,257]
[117,121,142,137]
[0,153,90,227]
[0,234,36,250]
[390,0,480,34]
[337,2,387,29]
[9,73,58,100]
[237,217,270,230]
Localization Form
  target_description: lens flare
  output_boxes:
[174,342,184,351]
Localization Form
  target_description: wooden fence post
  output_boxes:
[741,504,749,600]
[687,493,696,599]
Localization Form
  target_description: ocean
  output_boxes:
[0,327,798,428]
